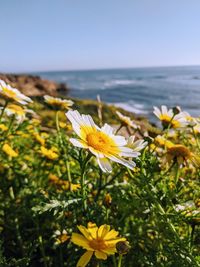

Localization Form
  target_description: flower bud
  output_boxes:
[116,241,130,255]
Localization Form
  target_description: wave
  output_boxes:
[104,79,141,88]
[113,101,149,115]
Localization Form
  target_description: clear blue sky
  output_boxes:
[1,0,200,72]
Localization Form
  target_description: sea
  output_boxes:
[35,66,200,122]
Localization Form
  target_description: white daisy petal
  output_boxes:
[101,124,114,135]
[69,138,88,148]
[108,155,136,169]
[112,135,127,146]
[97,157,112,173]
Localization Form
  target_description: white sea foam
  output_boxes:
[112,102,148,115]
[104,79,140,88]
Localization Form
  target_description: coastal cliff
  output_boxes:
[0,73,69,96]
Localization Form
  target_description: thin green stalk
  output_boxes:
[38,235,48,267]
[115,124,123,134]
[192,127,200,151]
[4,114,15,138]
[189,224,195,252]
[117,255,123,267]
[55,111,72,187]
[0,100,8,122]
[80,153,92,210]
[55,110,60,133]
[174,163,180,185]
[9,187,25,257]
[94,170,103,202]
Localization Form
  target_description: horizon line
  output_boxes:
[1,64,200,75]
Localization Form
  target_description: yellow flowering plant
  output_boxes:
[0,86,199,267]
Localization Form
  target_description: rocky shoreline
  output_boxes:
[0,73,69,97]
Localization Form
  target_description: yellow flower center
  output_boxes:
[160,115,180,128]
[167,145,191,158]
[89,238,107,251]
[160,114,171,123]
[3,88,18,100]
[86,132,119,154]
[49,99,61,106]
[7,104,25,115]
[171,120,180,128]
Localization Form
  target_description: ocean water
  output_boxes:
[35,66,200,121]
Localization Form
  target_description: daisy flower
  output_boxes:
[153,105,187,129]
[0,79,32,105]
[71,223,126,267]
[66,110,139,172]
[2,104,36,123]
[165,144,200,166]
[126,136,148,156]
[3,104,26,123]
[44,95,73,110]
[116,111,138,129]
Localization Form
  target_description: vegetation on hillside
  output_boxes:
[0,80,199,267]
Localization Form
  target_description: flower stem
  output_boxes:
[0,100,8,122]
[174,163,180,185]
[38,235,48,267]
[116,124,123,134]
[4,114,15,137]
[117,255,123,267]
[80,153,91,211]
[55,111,72,188]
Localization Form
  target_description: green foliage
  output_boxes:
[0,96,199,267]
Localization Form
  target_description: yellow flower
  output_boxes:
[116,111,138,129]
[166,144,200,166]
[40,146,59,160]
[193,122,200,135]
[33,133,46,146]
[71,223,126,267]
[48,174,80,191]
[153,105,187,129]
[53,230,70,245]
[104,193,112,207]
[0,79,32,105]
[66,110,138,172]
[154,135,174,149]
[31,118,41,126]
[59,121,67,128]
[2,144,18,157]
[0,124,8,132]
[44,95,73,110]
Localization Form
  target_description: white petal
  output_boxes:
[88,147,104,158]
[119,146,140,157]
[153,106,161,117]
[112,135,127,146]
[101,124,114,135]
[97,157,112,173]
[108,155,136,169]
[69,138,88,148]
[161,105,168,115]
[82,114,97,129]
[66,110,82,125]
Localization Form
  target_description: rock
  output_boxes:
[0,73,69,97]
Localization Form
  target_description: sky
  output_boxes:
[1,0,200,72]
